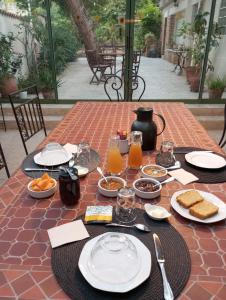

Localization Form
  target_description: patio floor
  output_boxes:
[58,57,226,100]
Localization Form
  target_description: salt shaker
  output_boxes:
[59,168,80,206]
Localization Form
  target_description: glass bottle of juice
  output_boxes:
[128,131,143,169]
[107,136,123,175]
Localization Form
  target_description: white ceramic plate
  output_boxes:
[185,152,226,169]
[78,232,151,293]
[171,189,226,224]
[34,150,72,166]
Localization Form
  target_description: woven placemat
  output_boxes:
[21,148,100,179]
[174,147,226,184]
[51,209,191,300]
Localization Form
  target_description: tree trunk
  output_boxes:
[65,0,97,50]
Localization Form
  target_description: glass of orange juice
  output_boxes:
[128,131,143,169]
[107,136,123,175]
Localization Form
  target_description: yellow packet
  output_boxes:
[84,206,113,224]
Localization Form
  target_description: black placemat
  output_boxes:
[51,209,191,300]
[174,147,226,184]
[21,148,100,179]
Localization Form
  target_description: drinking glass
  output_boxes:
[115,187,136,224]
[128,131,143,169]
[107,136,123,175]
[77,142,90,169]
[156,140,175,167]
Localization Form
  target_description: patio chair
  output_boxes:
[9,85,47,155]
[85,50,113,84]
[219,103,226,148]
[104,74,146,101]
[121,50,142,77]
[0,143,10,178]
[0,101,6,131]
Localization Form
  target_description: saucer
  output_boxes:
[144,204,171,220]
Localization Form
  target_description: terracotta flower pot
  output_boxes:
[42,89,55,99]
[0,76,17,96]
[208,88,224,100]
[190,75,200,93]
[185,66,200,84]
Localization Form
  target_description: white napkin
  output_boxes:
[63,143,78,154]
[168,168,199,185]
[47,219,90,248]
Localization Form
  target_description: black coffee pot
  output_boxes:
[131,107,166,151]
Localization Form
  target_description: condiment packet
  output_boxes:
[47,219,89,248]
[84,206,113,224]
[168,168,199,185]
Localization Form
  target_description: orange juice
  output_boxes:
[107,147,123,175]
[128,143,142,169]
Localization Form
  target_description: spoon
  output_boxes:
[153,176,175,188]
[69,158,75,168]
[97,167,108,184]
[106,223,151,232]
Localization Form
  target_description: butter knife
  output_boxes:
[24,168,59,172]
[153,233,174,300]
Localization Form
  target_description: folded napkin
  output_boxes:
[168,168,199,185]
[47,219,89,248]
[63,143,78,154]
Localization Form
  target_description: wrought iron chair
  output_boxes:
[104,74,146,101]
[0,143,10,178]
[219,103,226,148]
[121,50,142,77]
[9,85,47,155]
[0,101,6,131]
[85,50,113,84]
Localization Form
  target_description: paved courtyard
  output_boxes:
[58,57,226,100]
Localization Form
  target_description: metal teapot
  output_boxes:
[131,107,166,151]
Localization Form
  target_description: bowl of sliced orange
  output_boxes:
[28,173,57,199]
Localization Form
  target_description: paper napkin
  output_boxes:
[168,168,199,185]
[47,219,90,248]
[63,143,78,154]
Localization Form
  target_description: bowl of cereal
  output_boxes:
[98,176,126,197]
[133,178,161,199]
[141,164,167,182]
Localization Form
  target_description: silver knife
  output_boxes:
[24,168,60,172]
[153,233,174,300]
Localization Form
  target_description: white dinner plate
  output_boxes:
[171,189,226,224]
[78,233,151,293]
[34,150,72,166]
[185,152,226,169]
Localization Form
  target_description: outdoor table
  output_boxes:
[0,102,226,299]
[99,50,124,74]
[166,49,187,74]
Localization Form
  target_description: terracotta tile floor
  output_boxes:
[0,102,226,299]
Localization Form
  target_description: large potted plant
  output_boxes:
[0,33,22,96]
[38,67,61,99]
[207,77,226,99]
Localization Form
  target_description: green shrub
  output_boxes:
[207,77,226,90]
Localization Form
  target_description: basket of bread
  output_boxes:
[28,173,57,199]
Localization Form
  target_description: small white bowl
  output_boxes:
[98,176,126,197]
[141,164,167,182]
[27,179,57,199]
[133,178,161,199]
[144,204,171,220]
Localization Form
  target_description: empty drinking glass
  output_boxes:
[77,142,90,169]
[156,140,175,167]
[115,187,136,224]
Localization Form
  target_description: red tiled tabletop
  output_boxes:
[0,102,226,299]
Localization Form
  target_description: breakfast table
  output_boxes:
[0,102,226,299]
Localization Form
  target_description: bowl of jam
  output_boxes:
[98,176,126,197]
[133,178,161,199]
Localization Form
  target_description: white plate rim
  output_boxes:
[185,152,226,169]
[171,189,226,224]
[78,232,151,293]
[34,151,72,166]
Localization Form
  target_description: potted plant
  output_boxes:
[0,33,22,96]
[207,77,226,99]
[18,76,32,99]
[38,67,61,99]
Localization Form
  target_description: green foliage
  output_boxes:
[37,66,61,90]
[0,32,22,79]
[207,77,226,90]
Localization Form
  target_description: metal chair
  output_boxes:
[104,74,146,101]
[0,143,10,178]
[85,50,113,84]
[219,103,226,148]
[0,101,6,131]
[9,85,47,155]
